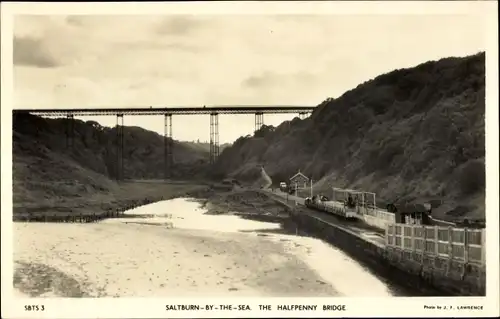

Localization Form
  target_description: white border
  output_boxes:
[1,1,498,318]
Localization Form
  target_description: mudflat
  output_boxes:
[13,188,398,298]
[14,222,340,297]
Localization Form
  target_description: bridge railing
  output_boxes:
[13,105,316,116]
[386,223,485,266]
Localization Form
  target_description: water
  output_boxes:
[103,197,406,296]
[103,198,283,232]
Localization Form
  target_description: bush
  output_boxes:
[459,159,485,195]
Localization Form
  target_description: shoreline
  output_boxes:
[199,189,294,223]
[13,180,211,221]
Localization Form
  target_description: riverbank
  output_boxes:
[13,180,209,220]
[199,189,293,224]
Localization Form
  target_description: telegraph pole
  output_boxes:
[310,179,313,198]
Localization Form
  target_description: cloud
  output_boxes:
[242,71,317,89]
[13,36,60,68]
[242,72,277,88]
[162,42,200,53]
[114,40,201,53]
[13,14,485,110]
[155,16,203,36]
[65,16,84,27]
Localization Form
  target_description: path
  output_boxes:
[261,189,387,247]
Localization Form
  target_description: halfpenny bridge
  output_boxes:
[13,105,315,180]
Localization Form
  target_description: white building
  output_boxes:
[289,170,309,189]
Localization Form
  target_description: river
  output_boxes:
[13,197,411,297]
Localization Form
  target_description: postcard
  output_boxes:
[1,1,498,318]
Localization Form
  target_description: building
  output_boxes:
[387,203,432,225]
[289,170,310,189]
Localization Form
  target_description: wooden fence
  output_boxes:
[386,223,485,266]
[14,210,127,223]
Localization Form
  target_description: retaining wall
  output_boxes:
[288,210,485,296]
[384,246,485,296]
[385,223,485,296]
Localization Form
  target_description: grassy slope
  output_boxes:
[182,141,232,153]
[13,114,210,215]
[213,53,486,222]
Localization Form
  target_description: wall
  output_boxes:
[287,209,388,271]
[290,175,308,189]
[385,223,486,296]
[361,209,396,231]
[287,209,485,296]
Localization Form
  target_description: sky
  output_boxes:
[13,13,486,143]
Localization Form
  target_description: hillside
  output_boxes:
[182,141,232,154]
[13,114,210,214]
[213,52,486,222]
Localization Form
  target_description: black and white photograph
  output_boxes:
[1,1,498,318]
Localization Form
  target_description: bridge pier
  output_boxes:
[164,114,173,179]
[209,113,219,164]
[65,114,74,148]
[116,114,124,181]
[255,112,264,133]
[298,112,308,120]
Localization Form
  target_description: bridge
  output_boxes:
[13,105,316,180]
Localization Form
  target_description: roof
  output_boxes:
[392,203,430,214]
[290,171,309,181]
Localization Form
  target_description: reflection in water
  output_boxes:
[104,198,282,232]
[104,197,395,296]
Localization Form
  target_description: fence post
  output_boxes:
[422,225,427,255]
[411,224,416,253]
[386,224,392,246]
[385,224,389,246]
[434,225,439,257]
[463,228,469,264]
[447,226,453,261]
[480,229,486,266]
[401,225,405,250]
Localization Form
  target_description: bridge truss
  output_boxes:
[13,105,314,181]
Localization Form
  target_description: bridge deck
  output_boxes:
[13,105,316,116]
